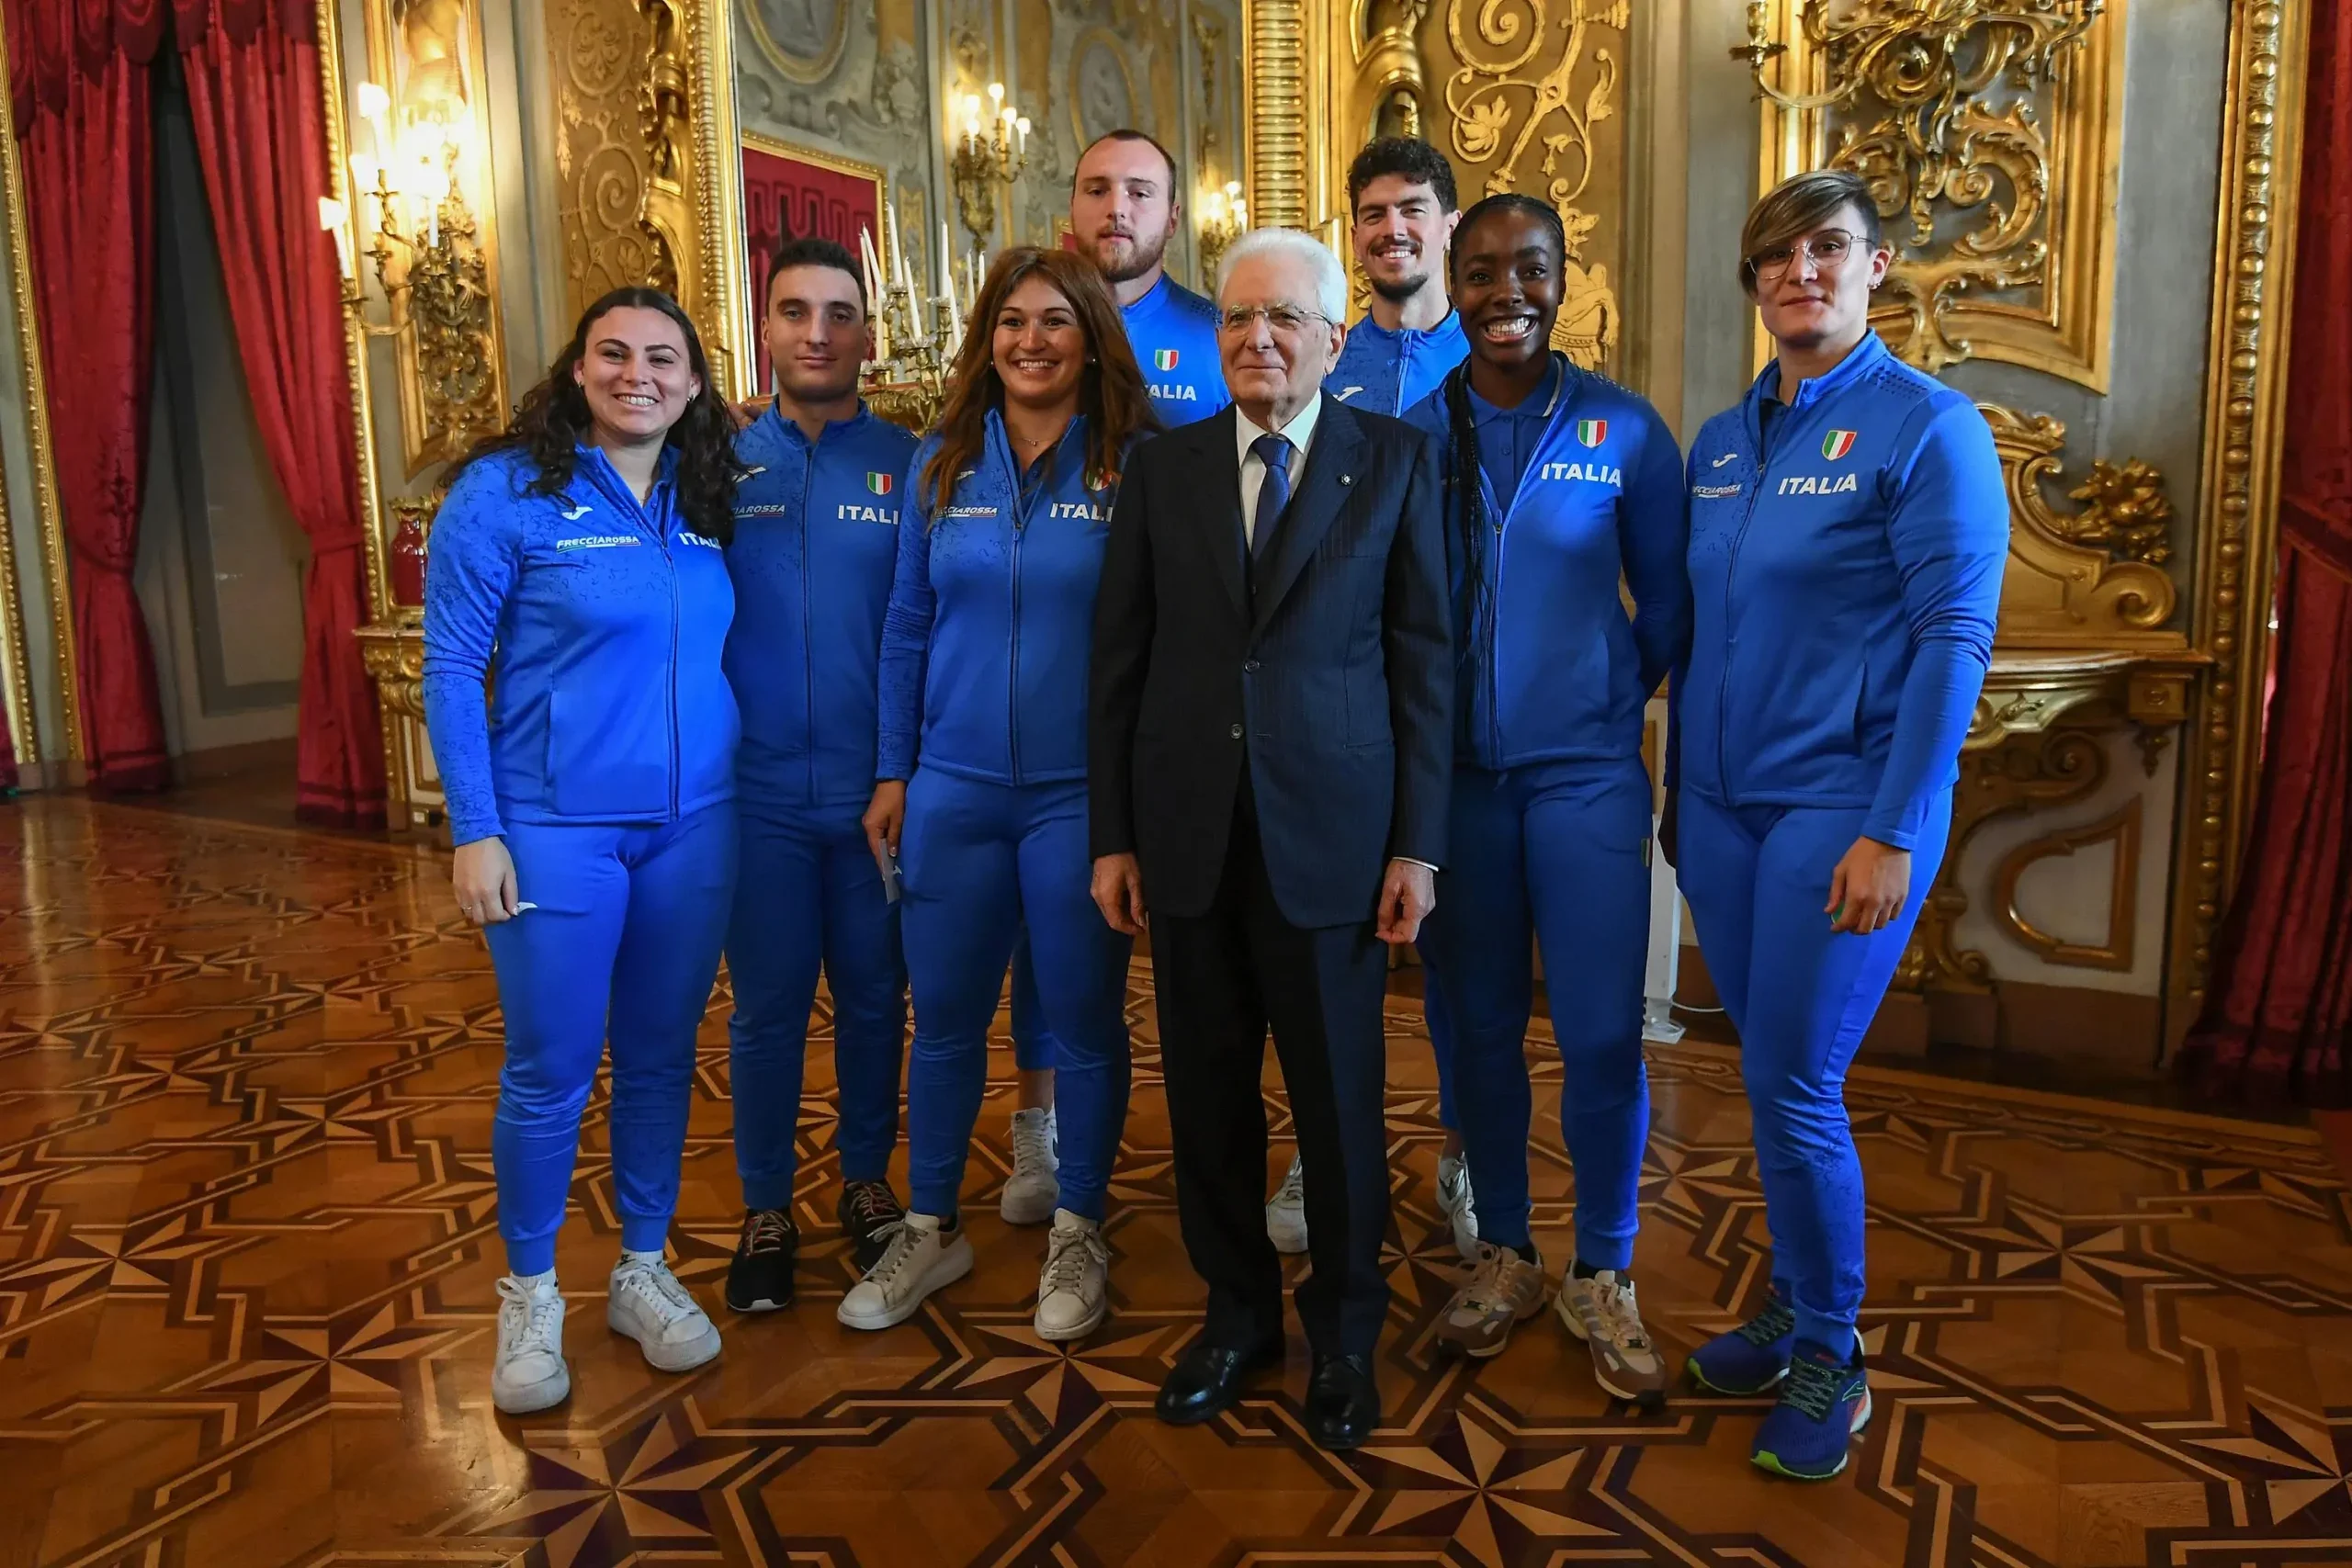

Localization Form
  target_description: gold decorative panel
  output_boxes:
[1994,796,2142,971]
[2166,0,2311,1045]
[1437,0,1623,366]
[1978,401,2181,649]
[548,0,746,392]
[1745,0,2124,390]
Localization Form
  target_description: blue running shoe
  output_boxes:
[1686,1291,1795,1394]
[1750,1340,1871,1480]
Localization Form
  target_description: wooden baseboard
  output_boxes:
[1675,943,2162,1072]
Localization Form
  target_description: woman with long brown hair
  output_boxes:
[845,247,1159,1340]
[423,287,744,1413]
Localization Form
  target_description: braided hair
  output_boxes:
[1442,193,1570,677]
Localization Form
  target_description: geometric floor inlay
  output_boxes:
[2,797,2348,1567]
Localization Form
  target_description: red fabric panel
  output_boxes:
[176,7,383,825]
[14,20,168,790]
[741,141,878,393]
[2181,0,2352,1107]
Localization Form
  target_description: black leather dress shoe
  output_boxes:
[1156,1338,1283,1426]
[1306,1353,1381,1450]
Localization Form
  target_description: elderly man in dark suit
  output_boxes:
[1088,226,1452,1451]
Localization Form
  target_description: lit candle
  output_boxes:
[858,224,882,307]
[356,81,390,166]
[318,197,352,276]
[1015,116,1030,154]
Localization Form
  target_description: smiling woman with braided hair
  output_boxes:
[1400,192,1690,1387]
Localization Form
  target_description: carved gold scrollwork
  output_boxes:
[1993,796,2142,970]
[356,626,427,721]
[1977,402,2179,647]
[637,0,691,299]
[1745,0,2122,390]
[1442,0,1624,367]
[1353,0,1432,140]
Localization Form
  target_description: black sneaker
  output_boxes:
[725,1207,798,1313]
[838,1179,907,1275]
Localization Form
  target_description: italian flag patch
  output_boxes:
[1576,418,1608,447]
[865,471,894,495]
[1822,429,1858,460]
[1154,348,1179,371]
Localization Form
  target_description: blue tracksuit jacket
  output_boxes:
[876,412,1124,784]
[423,444,739,847]
[1329,310,1470,417]
[1123,274,1228,426]
[1678,331,2007,849]
[724,402,918,808]
[1405,355,1690,769]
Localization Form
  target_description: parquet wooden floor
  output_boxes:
[3,797,2349,1568]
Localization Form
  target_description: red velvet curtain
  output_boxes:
[173,0,383,825]
[7,0,169,792]
[2182,0,2352,1110]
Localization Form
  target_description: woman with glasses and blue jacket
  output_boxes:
[1674,169,2006,1479]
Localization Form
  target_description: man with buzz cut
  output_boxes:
[719,236,924,1315]
[1070,127,1229,426]
[1323,136,1469,416]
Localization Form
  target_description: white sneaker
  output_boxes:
[1436,1152,1479,1261]
[1035,1209,1111,1340]
[1265,1154,1308,1254]
[837,1212,975,1331]
[607,1254,722,1373]
[1001,1107,1060,1225]
[492,1273,571,1414]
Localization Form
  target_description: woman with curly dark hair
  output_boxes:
[422,287,745,1415]
[845,247,1158,1342]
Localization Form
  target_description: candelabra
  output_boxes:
[1196,180,1247,292]
[319,80,503,468]
[855,208,982,434]
[949,82,1030,258]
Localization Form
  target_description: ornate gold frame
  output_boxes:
[1245,0,1314,231]
[1995,795,2142,971]
[737,0,850,86]
[1747,0,2126,391]
[355,0,512,475]
[2167,0,2309,1044]
[0,29,77,767]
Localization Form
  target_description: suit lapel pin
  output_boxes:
[1340,474,1352,486]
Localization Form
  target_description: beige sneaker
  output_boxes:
[837,1213,974,1331]
[1432,1242,1548,1359]
[492,1273,571,1414]
[1265,1155,1308,1254]
[1556,1269,1668,1407]
[1035,1209,1110,1341]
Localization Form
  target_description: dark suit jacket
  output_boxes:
[1089,399,1453,929]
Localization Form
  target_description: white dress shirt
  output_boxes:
[1235,393,1324,547]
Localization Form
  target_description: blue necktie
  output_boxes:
[1250,433,1294,563]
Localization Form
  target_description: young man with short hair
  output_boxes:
[1323,136,1469,416]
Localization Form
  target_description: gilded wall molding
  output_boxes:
[548,0,746,393]
[0,30,77,765]
[1994,795,2142,971]
[1246,0,1311,229]
[1978,401,2181,649]
[1747,0,2123,391]
[1439,0,1624,367]
[2166,0,2310,1045]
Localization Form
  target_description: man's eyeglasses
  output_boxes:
[1216,304,1332,335]
[1745,229,1864,283]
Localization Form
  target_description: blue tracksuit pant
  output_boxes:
[899,768,1132,1221]
[726,799,906,1209]
[1418,757,1654,1268]
[488,802,737,1276]
[1675,785,1952,1357]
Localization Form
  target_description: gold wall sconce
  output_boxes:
[320,79,505,474]
[1196,179,1247,291]
[949,83,1030,257]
